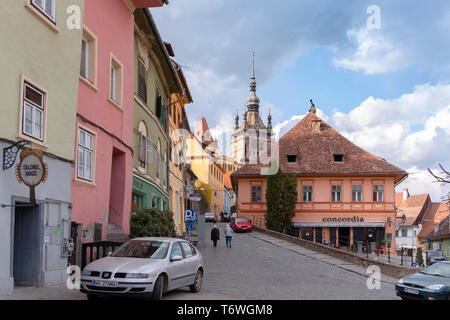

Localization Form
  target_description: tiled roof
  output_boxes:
[232,111,408,183]
[224,171,234,190]
[426,211,450,241]
[419,202,450,238]
[195,117,214,146]
[396,193,430,226]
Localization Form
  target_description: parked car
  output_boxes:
[80,238,204,300]
[230,217,252,232]
[228,213,237,222]
[426,250,446,266]
[204,212,216,223]
[395,261,450,300]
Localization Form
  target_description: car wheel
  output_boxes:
[189,269,203,293]
[152,275,164,300]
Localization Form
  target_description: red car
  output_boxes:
[230,217,253,232]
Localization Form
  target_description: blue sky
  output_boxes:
[152,1,450,201]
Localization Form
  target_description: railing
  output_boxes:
[81,241,124,269]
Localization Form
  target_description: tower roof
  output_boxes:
[195,117,214,146]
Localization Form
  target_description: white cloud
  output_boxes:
[333,28,410,75]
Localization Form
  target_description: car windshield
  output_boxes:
[421,262,450,278]
[112,240,169,259]
[236,218,249,223]
[428,251,442,257]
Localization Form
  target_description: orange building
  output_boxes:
[231,104,408,249]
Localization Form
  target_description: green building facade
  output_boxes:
[131,9,181,215]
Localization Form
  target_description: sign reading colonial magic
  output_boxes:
[15,149,48,204]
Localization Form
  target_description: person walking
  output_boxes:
[211,224,220,248]
[224,224,233,248]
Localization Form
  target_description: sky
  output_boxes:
[151,0,450,202]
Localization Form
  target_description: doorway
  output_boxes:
[13,203,41,287]
[338,227,350,247]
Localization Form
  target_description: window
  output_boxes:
[373,185,384,202]
[302,185,313,202]
[80,27,97,86]
[181,242,194,258]
[251,186,262,203]
[110,54,123,106]
[77,128,94,181]
[22,82,45,141]
[287,155,297,163]
[137,58,147,103]
[146,138,153,164]
[401,229,408,237]
[31,0,56,23]
[352,185,363,202]
[333,154,344,162]
[170,242,183,258]
[331,185,342,202]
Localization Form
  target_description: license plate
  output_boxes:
[92,280,118,288]
[404,288,419,295]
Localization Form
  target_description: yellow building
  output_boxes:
[167,52,193,235]
[186,118,225,219]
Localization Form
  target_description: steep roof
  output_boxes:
[195,117,214,146]
[233,110,408,183]
[421,202,450,239]
[426,211,450,241]
[224,171,234,190]
[396,193,430,226]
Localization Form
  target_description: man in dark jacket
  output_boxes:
[211,224,220,247]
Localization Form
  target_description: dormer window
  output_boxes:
[287,155,297,163]
[312,120,321,133]
[333,154,344,162]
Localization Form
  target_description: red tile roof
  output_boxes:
[420,202,450,239]
[396,193,430,226]
[195,117,214,146]
[224,171,234,190]
[232,111,408,183]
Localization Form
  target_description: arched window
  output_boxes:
[156,139,161,180]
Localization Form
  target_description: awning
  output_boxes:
[293,222,385,228]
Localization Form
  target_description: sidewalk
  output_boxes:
[250,232,400,285]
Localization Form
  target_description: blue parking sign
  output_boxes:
[184,209,197,223]
[186,222,193,231]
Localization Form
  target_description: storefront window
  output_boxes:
[352,185,362,202]
[302,185,312,202]
[331,185,342,202]
[373,185,384,202]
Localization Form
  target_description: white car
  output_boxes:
[80,238,204,300]
[204,212,216,223]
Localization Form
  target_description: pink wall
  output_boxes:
[236,175,398,248]
[71,0,135,240]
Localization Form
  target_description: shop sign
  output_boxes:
[16,149,48,204]
[322,216,365,223]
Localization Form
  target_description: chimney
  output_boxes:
[403,188,409,201]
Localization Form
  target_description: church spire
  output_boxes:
[246,51,260,112]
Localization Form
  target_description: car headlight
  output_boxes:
[125,273,149,279]
[81,269,92,276]
[425,284,444,290]
[397,278,404,284]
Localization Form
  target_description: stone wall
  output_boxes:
[254,227,423,279]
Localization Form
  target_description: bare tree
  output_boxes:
[428,163,450,202]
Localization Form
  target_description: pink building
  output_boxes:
[70,0,167,265]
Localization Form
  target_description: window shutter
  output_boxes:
[156,95,162,118]
[146,138,152,164]
[139,134,146,162]
[138,61,147,103]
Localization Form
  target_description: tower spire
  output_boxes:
[247,51,260,112]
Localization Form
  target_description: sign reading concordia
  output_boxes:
[322,216,365,223]
[15,149,48,205]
